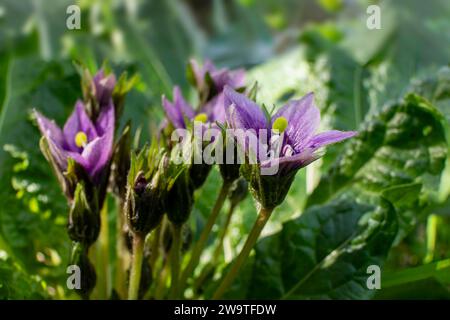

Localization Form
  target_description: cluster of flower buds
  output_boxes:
[125,145,166,236]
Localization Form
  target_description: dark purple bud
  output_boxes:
[125,172,164,236]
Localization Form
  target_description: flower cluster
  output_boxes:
[35,68,134,299]
[35,59,356,300]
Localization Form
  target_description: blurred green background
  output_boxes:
[0,0,449,299]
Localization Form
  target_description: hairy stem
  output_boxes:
[128,233,145,300]
[212,206,274,299]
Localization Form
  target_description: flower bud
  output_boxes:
[219,139,241,183]
[166,171,194,226]
[125,171,164,235]
[67,183,100,246]
[189,163,212,190]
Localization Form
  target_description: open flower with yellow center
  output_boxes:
[225,86,357,174]
[224,86,357,208]
[34,100,115,183]
[162,60,246,130]
[162,86,219,130]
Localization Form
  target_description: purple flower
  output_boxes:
[162,86,228,129]
[224,86,356,209]
[162,86,196,129]
[34,100,115,183]
[162,61,246,130]
[190,59,245,92]
[92,70,116,109]
[224,86,357,174]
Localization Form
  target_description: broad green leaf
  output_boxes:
[307,94,448,238]
[407,67,450,207]
[410,67,450,116]
[219,197,397,299]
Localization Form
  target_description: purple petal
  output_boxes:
[34,110,90,171]
[63,101,98,152]
[309,130,357,150]
[162,96,186,129]
[45,136,87,172]
[260,149,320,174]
[162,87,195,129]
[202,92,226,124]
[190,59,213,88]
[93,70,116,107]
[203,59,215,72]
[271,93,320,152]
[173,86,195,119]
[81,133,113,179]
[229,69,246,88]
[34,110,65,147]
[211,68,246,91]
[96,100,115,136]
[224,86,268,132]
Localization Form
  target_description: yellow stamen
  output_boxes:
[272,116,288,133]
[194,113,208,123]
[75,132,88,148]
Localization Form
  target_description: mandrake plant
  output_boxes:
[33,58,445,300]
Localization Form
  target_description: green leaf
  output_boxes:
[221,197,397,299]
[307,93,448,238]
[407,67,450,207]
[374,278,450,300]
[0,252,47,299]
[0,57,76,290]
[382,259,450,288]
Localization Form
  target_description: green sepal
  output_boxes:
[241,162,297,210]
